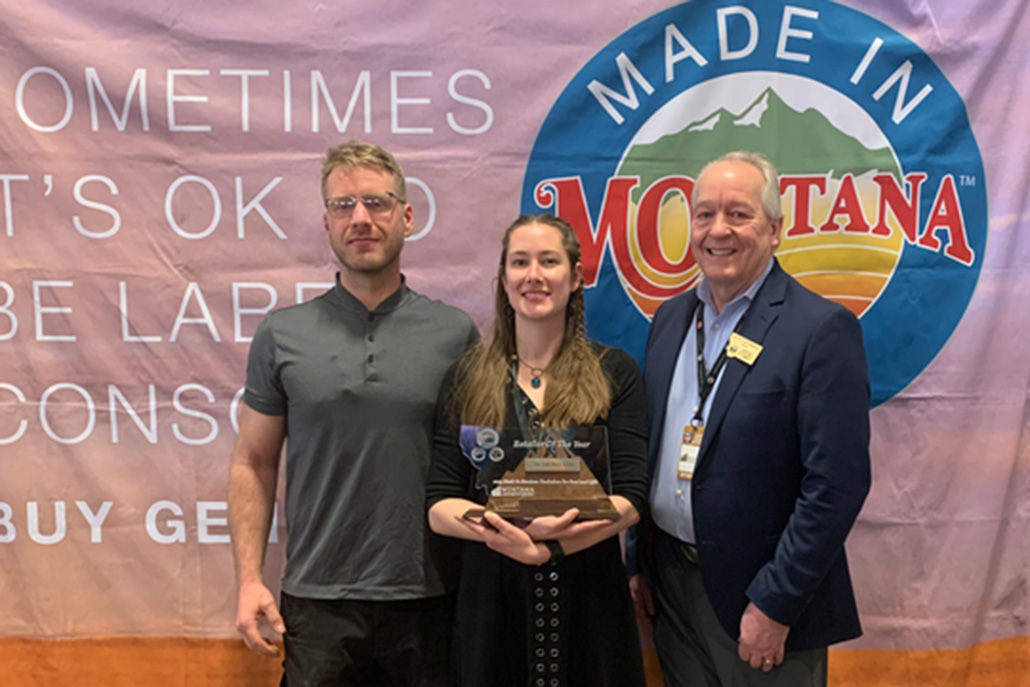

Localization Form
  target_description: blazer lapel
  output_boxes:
[647,291,698,476]
[698,261,788,464]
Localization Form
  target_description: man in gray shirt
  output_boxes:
[229,140,478,686]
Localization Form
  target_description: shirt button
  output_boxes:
[367,354,374,363]
[368,334,374,342]
[713,323,721,330]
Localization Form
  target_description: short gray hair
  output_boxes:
[692,150,783,221]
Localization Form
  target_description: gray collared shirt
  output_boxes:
[244,276,478,599]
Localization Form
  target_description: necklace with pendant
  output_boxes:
[516,355,550,388]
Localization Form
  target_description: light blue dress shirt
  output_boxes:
[650,259,775,544]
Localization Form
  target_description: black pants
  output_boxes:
[280,592,453,687]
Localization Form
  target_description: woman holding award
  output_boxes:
[427,214,647,687]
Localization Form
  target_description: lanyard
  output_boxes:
[692,301,747,424]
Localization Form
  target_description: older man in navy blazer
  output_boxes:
[628,151,871,686]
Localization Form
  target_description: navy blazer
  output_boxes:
[632,260,871,652]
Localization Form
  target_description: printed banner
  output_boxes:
[1,1,1027,685]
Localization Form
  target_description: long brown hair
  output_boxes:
[455,215,611,428]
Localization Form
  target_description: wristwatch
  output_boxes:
[543,539,564,565]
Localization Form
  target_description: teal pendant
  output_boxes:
[531,376,542,388]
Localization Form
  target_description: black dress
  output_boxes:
[426,346,648,687]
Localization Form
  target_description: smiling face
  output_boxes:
[690,159,782,310]
[501,222,583,326]
[322,164,413,277]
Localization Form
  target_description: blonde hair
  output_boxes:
[320,140,407,201]
[455,215,611,429]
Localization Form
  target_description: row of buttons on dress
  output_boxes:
[531,568,564,687]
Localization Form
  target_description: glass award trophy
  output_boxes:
[460,425,619,521]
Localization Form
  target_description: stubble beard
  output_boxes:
[333,234,404,276]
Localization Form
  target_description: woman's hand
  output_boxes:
[454,511,549,565]
[523,508,611,541]
[521,508,579,541]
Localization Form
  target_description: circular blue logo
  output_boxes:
[522,1,986,406]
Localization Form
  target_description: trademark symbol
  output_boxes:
[960,175,977,187]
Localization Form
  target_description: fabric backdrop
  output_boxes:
[1,1,1027,685]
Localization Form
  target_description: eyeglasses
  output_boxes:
[324,192,402,218]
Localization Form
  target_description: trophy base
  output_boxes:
[464,497,620,522]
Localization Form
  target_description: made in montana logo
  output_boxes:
[522,1,986,406]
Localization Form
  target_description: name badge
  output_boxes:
[727,332,762,365]
[677,424,704,480]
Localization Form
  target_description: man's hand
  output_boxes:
[235,580,286,657]
[628,574,654,621]
[737,601,789,672]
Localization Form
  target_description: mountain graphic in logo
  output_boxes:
[619,86,899,188]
